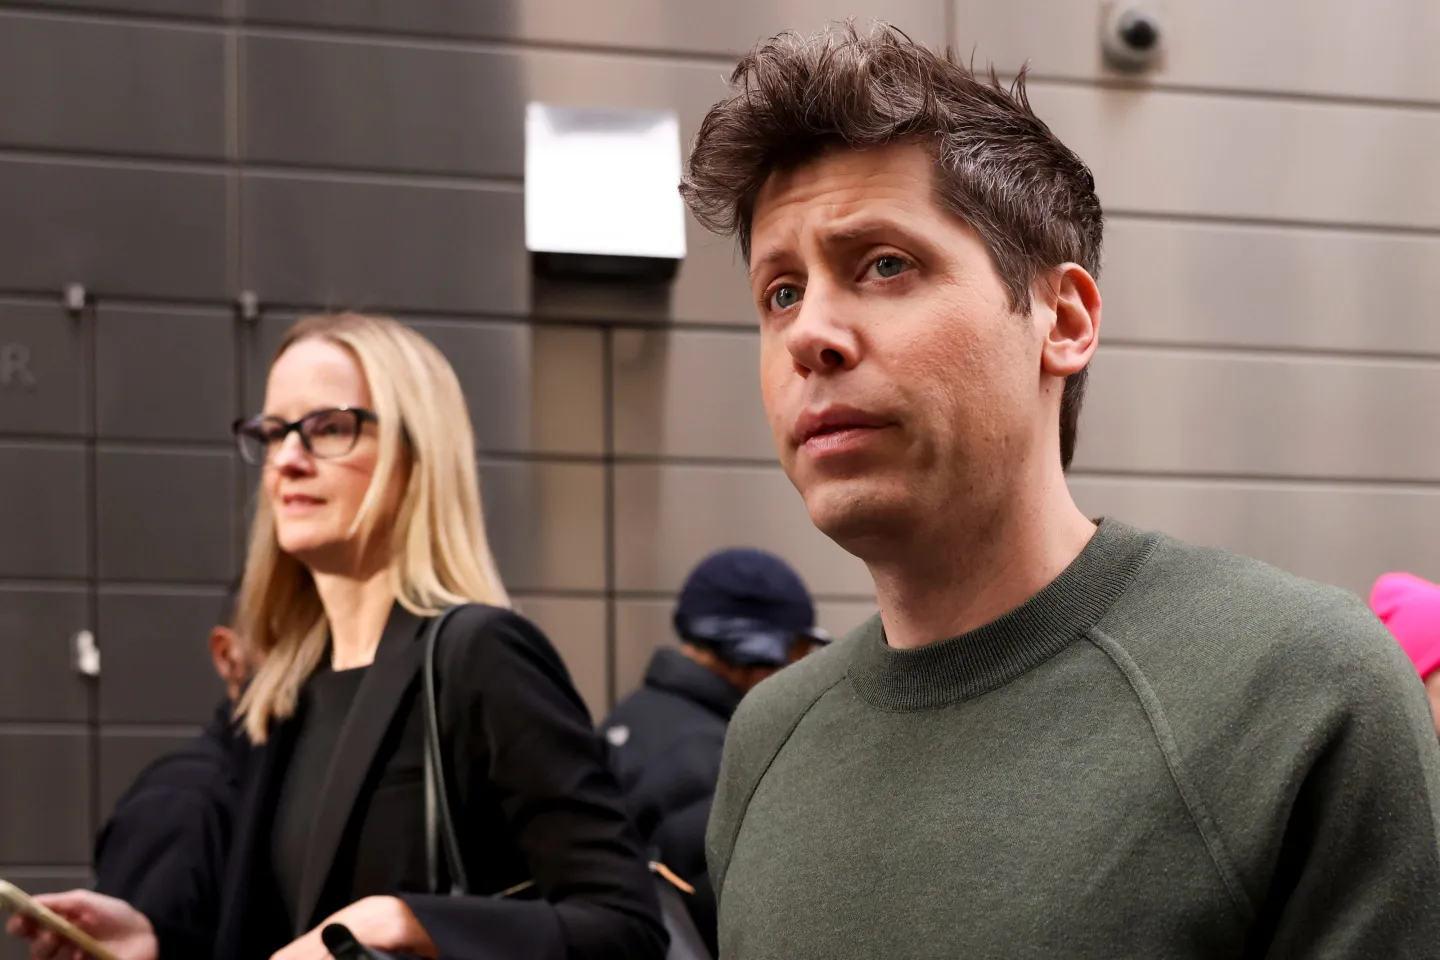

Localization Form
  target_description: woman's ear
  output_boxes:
[1039,263,1101,379]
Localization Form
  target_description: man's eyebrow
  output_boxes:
[820,219,910,249]
[748,221,909,282]
[747,247,791,284]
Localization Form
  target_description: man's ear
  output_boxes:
[1038,263,1101,379]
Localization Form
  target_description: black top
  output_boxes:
[602,647,744,956]
[187,603,667,960]
[271,662,369,932]
[94,699,247,936]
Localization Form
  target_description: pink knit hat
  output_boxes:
[1369,572,1440,679]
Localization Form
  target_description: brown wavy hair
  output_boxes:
[679,21,1103,469]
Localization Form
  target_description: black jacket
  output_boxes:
[93,700,246,936]
[601,648,745,957]
[153,603,667,960]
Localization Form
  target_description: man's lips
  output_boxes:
[793,406,894,447]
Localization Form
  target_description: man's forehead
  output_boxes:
[748,144,940,267]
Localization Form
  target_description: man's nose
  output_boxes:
[785,283,859,376]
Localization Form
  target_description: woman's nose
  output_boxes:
[270,432,312,473]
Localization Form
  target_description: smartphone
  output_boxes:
[0,880,120,960]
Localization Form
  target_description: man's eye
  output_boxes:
[869,256,910,279]
[769,285,803,310]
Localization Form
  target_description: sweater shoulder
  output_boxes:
[1106,534,1406,688]
[705,619,860,896]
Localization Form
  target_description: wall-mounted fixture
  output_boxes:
[236,290,261,324]
[1101,3,1164,73]
[62,282,89,316]
[525,103,686,283]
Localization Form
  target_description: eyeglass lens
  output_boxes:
[236,409,365,465]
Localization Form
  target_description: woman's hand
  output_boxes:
[269,896,436,960]
[3,890,157,960]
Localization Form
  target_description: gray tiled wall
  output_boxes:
[2,0,1439,912]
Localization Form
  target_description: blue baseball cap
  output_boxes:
[673,548,829,668]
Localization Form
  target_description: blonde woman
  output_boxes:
[8,314,667,960]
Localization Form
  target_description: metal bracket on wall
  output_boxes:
[62,282,91,317]
[72,629,101,678]
[236,290,261,324]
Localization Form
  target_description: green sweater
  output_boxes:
[708,519,1440,958]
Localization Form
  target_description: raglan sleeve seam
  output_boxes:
[711,674,847,901]
[1086,626,1255,927]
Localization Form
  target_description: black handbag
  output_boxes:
[324,605,711,959]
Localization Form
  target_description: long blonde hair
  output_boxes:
[236,312,511,742]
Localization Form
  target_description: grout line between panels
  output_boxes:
[601,326,619,712]
[81,296,101,856]
[239,21,740,69]
[1024,72,1440,117]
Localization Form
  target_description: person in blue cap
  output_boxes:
[601,548,829,957]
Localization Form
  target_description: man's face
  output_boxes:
[747,143,1065,553]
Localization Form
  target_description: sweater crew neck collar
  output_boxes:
[848,518,1159,711]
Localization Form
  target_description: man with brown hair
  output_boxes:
[683,23,1440,958]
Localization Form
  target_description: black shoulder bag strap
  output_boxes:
[422,604,470,897]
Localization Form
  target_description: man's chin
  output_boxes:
[803,483,906,551]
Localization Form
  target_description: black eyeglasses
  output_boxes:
[232,407,378,466]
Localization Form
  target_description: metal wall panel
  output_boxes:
[242,176,526,315]
[480,460,606,593]
[952,0,1440,105]
[244,316,603,455]
[0,732,90,863]
[96,449,235,581]
[1071,476,1440,597]
[1029,83,1440,231]
[0,444,87,578]
[614,463,871,595]
[244,36,529,177]
[98,587,227,724]
[99,731,198,822]
[1102,218,1440,355]
[1076,347,1440,482]
[0,586,89,723]
[612,328,771,459]
[246,39,737,178]
[0,13,224,158]
[414,321,605,456]
[513,595,608,718]
[97,307,235,441]
[0,159,228,300]
[612,600,680,704]
[243,0,946,56]
[0,303,88,438]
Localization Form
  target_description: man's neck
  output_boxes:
[868,482,1097,651]
[314,566,395,670]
